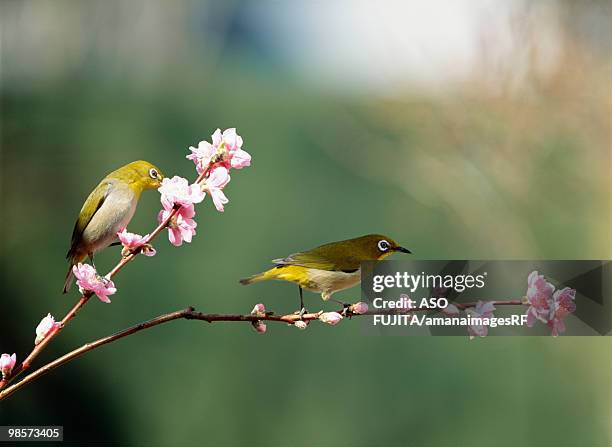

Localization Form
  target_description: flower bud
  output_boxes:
[294,320,308,330]
[35,313,60,345]
[141,244,157,257]
[350,302,369,315]
[0,353,16,378]
[251,321,267,334]
[250,303,266,316]
[319,312,343,325]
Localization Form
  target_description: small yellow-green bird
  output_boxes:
[240,234,411,310]
[63,160,164,293]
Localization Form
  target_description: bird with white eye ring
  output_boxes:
[240,234,411,314]
[63,160,165,293]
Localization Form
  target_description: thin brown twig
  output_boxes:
[0,299,525,401]
[0,166,214,390]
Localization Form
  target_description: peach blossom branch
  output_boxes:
[0,299,525,400]
[0,167,214,390]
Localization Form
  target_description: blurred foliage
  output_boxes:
[1,1,611,446]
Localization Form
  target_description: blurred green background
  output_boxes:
[1,1,611,446]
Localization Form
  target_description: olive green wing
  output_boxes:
[66,181,111,258]
[273,245,361,272]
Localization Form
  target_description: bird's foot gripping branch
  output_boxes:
[0,128,251,399]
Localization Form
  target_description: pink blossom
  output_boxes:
[252,321,267,334]
[548,287,576,336]
[466,301,495,338]
[475,301,496,317]
[525,271,555,327]
[117,228,145,249]
[442,303,460,316]
[35,313,61,345]
[72,263,117,303]
[158,176,205,211]
[187,128,251,173]
[251,303,266,316]
[202,167,230,212]
[294,320,308,330]
[158,205,198,247]
[319,312,343,326]
[213,128,251,169]
[117,229,156,257]
[187,140,216,175]
[0,353,16,378]
[350,302,369,315]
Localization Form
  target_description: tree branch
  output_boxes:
[0,299,524,401]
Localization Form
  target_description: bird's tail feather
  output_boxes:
[63,251,87,294]
[63,264,75,294]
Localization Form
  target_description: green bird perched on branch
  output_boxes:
[240,234,411,312]
[63,160,165,293]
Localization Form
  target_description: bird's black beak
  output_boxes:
[396,246,412,254]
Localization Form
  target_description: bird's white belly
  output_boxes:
[82,188,137,254]
[305,268,361,299]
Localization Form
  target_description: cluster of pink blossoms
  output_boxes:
[436,270,576,338]
[158,128,251,246]
[68,128,250,303]
[524,271,576,337]
[0,129,251,381]
[187,128,251,174]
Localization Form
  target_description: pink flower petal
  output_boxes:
[202,167,231,212]
[159,206,198,247]
[230,148,251,169]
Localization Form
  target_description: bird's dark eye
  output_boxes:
[378,240,390,251]
[149,168,158,179]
